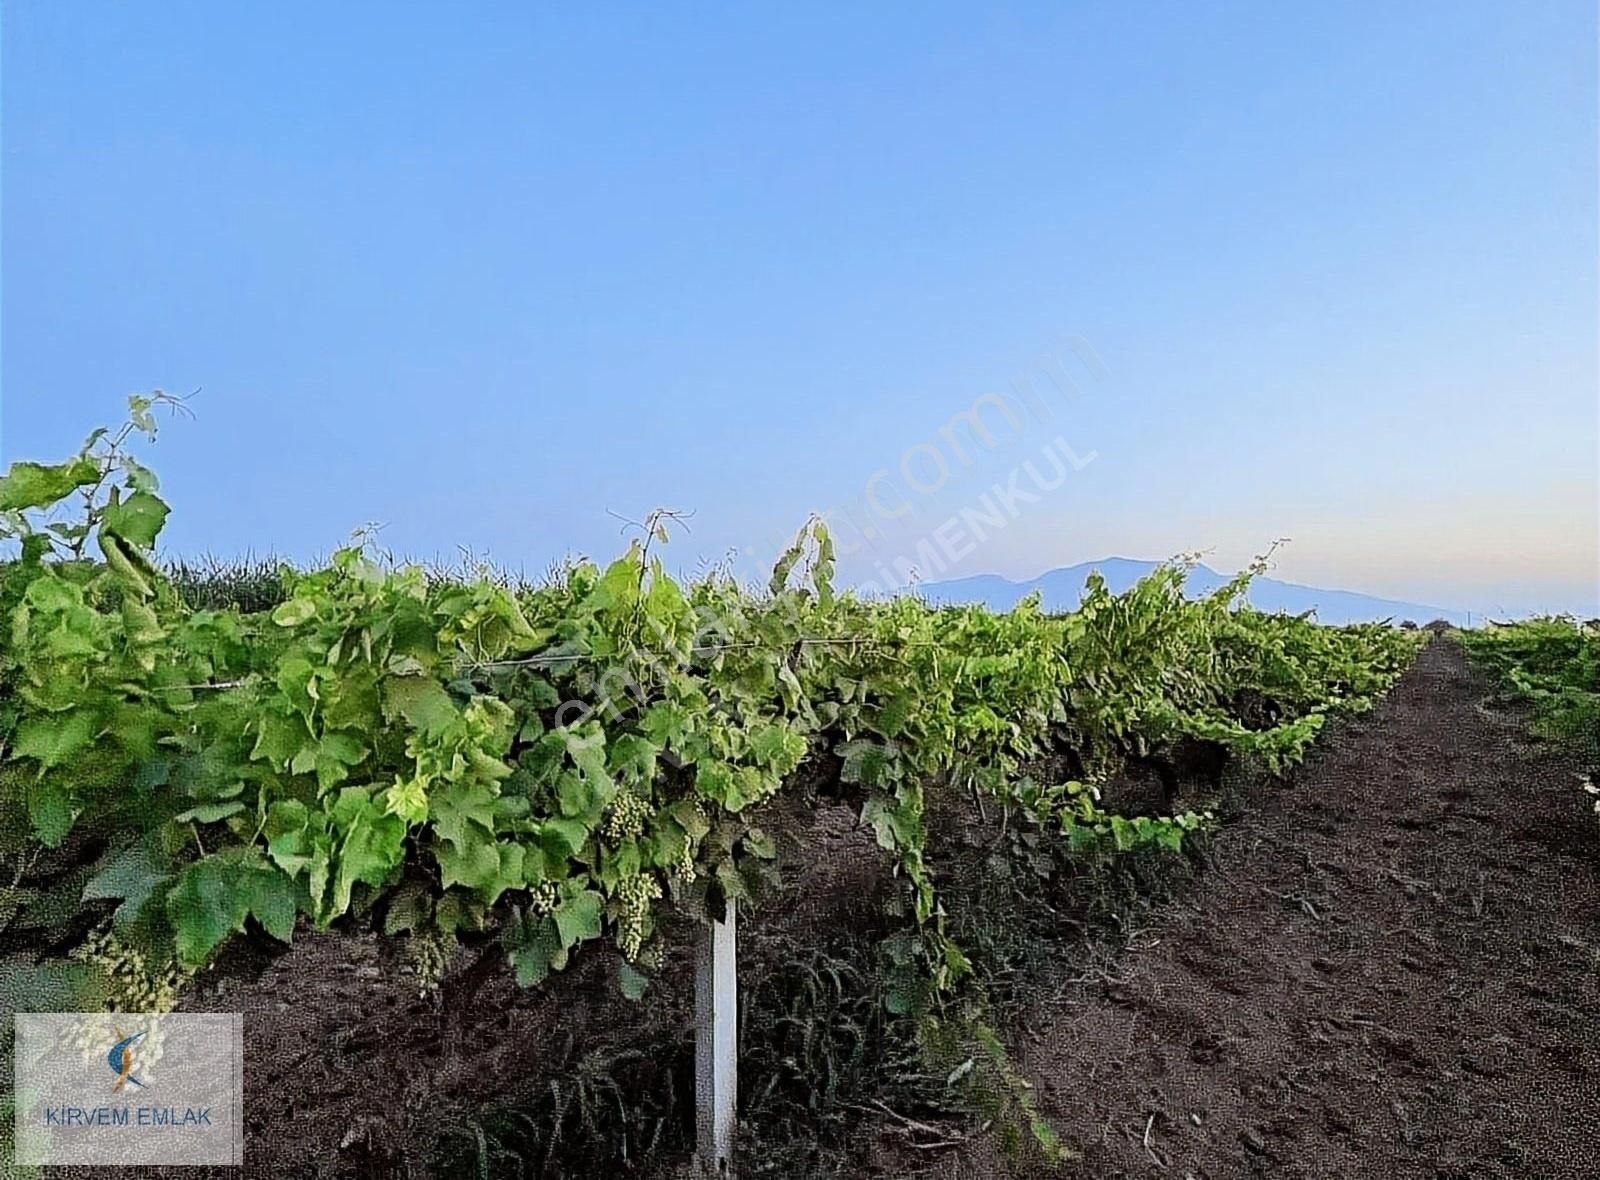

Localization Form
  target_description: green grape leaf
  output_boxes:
[275,656,318,722]
[539,817,590,858]
[26,779,77,848]
[121,597,165,645]
[644,568,688,630]
[607,733,659,783]
[0,457,100,512]
[250,710,310,771]
[876,694,915,739]
[521,676,561,710]
[695,762,738,810]
[83,840,172,932]
[553,888,604,949]
[861,795,917,851]
[244,864,298,943]
[99,490,170,548]
[665,800,711,840]
[98,532,155,597]
[838,739,892,787]
[642,701,691,749]
[434,837,498,892]
[271,598,319,627]
[750,723,806,772]
[432,780,498,847]
[313,731,369,792]
[482,844,526,905]
[263,797,310,845]
[565,725,613,789]
[382,675,458,736]
[595,548,643,616]
[507,915,562,987]
[320,665,380,731]
[119,455,159,493]
[13,711,99,772]
[167,856,251,968]
[714,859,750,903]
[555,770,595,819]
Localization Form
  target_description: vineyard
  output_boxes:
[1460,617,1600,757]
[5,396,1562,1178]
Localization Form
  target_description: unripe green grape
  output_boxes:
[671,838,697,886]
[615,872,663,962]
[601,791,651,842]
[406,930,457,997]
[70,927,190,1021]
[528,880,560,917]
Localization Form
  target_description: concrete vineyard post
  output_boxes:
[694,899,737,1176]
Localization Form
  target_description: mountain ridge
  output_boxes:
[919,559,1470,626]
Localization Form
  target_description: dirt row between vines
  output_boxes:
[932,636,1600,1179]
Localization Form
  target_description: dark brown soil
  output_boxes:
[932,636,1600,1178]
[119,800,893,1180]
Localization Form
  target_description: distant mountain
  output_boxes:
[920,558,1469,626]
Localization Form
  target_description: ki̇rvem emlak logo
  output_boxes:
[14,1011,243,1166]
[106,1025,148,1092]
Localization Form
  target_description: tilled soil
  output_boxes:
[89,801,891,1180]
[939,636,1600,1178]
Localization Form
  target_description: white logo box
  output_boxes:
[13,1013,243,1166]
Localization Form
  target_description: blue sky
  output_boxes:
[3,2,1596,616]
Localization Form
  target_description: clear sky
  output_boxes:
[3,2,1596,616]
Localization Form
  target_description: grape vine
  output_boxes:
[0,396,1423,1025]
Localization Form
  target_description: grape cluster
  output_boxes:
[615,872,662,962]
[671,837,697,886]
[406,930,457,998]
[71,928,189,1015]
[65,929,188,1083]
[528,880,560,917]
[602,791,651,842]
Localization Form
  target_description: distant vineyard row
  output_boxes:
[1460,615,1599,823]
[0,397,1422,1053]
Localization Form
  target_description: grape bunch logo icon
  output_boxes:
[106,1026,147,1092]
